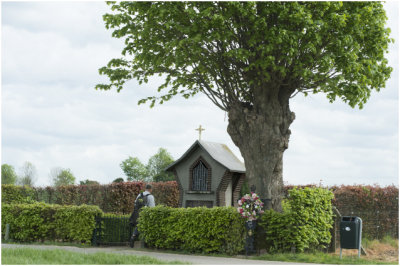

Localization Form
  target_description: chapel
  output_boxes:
[165,140,246,208]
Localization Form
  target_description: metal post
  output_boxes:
[5,224,10,241]
[98,216,102,245]
[358,217,363,259]
[340,248,342,259]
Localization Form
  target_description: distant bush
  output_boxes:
[138,206,245,255]
[258,187,334,253]
[1,203,102,244]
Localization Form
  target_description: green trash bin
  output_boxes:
[340,216,362,259]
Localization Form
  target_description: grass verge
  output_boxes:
[254,251,398,265]
[1,247,189,265]
[2,240,91,248]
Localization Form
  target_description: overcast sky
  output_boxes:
[1,1,399,187]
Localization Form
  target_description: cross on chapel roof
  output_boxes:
[195,125,205,140]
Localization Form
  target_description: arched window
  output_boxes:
[192,161,208,191]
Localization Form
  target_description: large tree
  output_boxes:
[97,2,393,211]
[1,164,18,185]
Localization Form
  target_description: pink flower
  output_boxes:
[238,200,242,205]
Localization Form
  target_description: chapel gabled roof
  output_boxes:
[165,140,246,173]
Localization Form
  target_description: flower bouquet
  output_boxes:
[237,192,264,221]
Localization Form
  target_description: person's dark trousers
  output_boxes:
[129,226,139,248]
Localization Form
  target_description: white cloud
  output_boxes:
[2,25,122,87]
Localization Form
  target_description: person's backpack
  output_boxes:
[129,192,150,226]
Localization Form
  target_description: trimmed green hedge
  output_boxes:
[1,185,36,204]
[1,186,335,253]
[258,187,334,253]
[2,182,179,214]
[1,203,102,244]
[3,184,397,239]
[138,206,245,254]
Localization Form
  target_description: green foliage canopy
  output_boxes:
[50,168,76,187]
[97,1,393,109]
[147,148,174,182]
[1,164,18,185]
[120,156,148,181]
[120,148,175,181]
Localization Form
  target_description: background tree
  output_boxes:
[1,164,18,185]
[98,2,392,210]
[120,156,148,181]
[80,179,100,185]
[112,177,125,183]
[18,161,37,187]
[147,148,175,182]
[50,167,76,187]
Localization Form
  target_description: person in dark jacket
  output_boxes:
[129,184,155,247]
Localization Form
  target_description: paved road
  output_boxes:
[2,243,310,265]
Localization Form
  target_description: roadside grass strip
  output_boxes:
[254,252,398,265]
[1,247,189,265]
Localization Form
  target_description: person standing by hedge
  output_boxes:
[129,184,155,247]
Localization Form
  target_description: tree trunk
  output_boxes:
[227,88,295,212]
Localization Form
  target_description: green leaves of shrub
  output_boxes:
[258,187,334,253]
[1,203,102,244]
[137,206,245,255]
[1,185,36,204]
[54,205,103,244]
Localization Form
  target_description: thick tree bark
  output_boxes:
[227,87,295,212]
